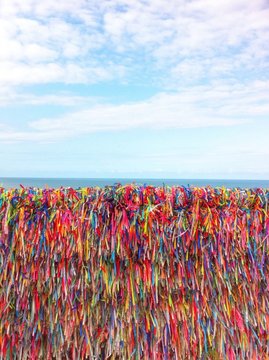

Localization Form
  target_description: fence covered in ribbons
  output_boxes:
[0,185,269,359]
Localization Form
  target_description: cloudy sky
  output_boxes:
[0,0,268,179]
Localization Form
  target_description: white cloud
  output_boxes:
[1,80,268,143]
[0,0,268,90]
[0,61,124,87]
[0,131,55,142]
[0,1,113,88]
[0,91,100,107]
[26,98,243,136]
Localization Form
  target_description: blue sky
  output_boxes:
[0,0,268,179]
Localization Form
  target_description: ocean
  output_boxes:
[1,177,269,189]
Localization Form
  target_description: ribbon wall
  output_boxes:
[0,185,268,359]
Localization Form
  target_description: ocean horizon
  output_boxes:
[1,177,269,189]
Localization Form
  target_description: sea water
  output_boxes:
[1,177,269,189]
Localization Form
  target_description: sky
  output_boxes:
[0,0,268,179]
